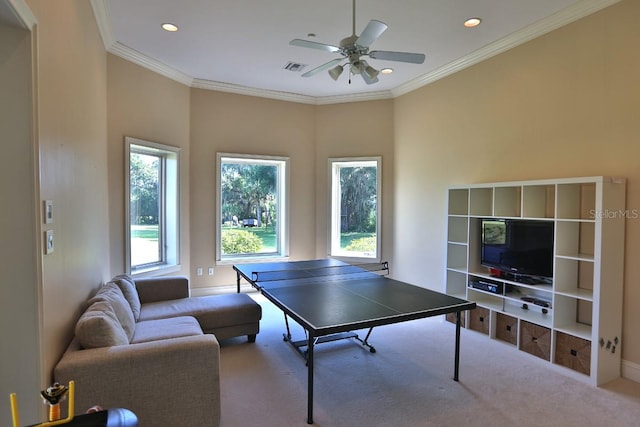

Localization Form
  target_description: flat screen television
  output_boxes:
[481,218,554,280]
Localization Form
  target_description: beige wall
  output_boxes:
[26,0,110,396]
[189,89,316,289]
[0,20,41,426]
[315,101,395,265]
[393,0,640,369]
[106,54,191,277]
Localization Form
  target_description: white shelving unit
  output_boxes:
[445,177,626,385]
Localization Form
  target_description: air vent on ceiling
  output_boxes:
[284,62,307,72]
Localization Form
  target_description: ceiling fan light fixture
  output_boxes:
[364,64,379,79]
[328,65,344,80]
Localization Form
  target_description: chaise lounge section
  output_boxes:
[54,274,261,427]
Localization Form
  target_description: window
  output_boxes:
[329,157,381,261]
[217,153,289,261]
[125,137,180,274]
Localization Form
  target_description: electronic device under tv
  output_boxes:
[481,218,554,281]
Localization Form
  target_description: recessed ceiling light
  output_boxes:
[380,68,393,74]
[464,18,482,28]
[161,23,179,32]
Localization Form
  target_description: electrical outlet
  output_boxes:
[196,267,203,276]
[208,267,214,275]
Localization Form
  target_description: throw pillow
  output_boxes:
[89,282,136,341]
[112,275,141,321]
[75,301,129,348]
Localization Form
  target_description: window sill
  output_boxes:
[131,264,181,278]
[216,255,289,266]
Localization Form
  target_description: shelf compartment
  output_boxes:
[502,299,552,328]
[469,306,490,335]
[469,188,493,216]
[556,182,596,220]
[446,270,467,298]
[554,294,593,340]
[522,185,555,219]
[448,188,469,215]
[519,320,551,361]
[446,243,468,270]
[555,220,595,259]
[554,258,594,299]
[467,289,503,311]
[447,216,468,243]
[504,282,553,303]
[494,186,521,217]
[555,331,591,376]
[495,312,518,346]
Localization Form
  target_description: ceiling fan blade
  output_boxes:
[301,58,345,77]
[290,39,340,53]
[356,20,387,48]
[369,50,426,64]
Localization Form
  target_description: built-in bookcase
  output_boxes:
[445,177,626,385]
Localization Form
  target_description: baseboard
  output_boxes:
[622,359,640,383]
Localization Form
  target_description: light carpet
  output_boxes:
[218,293,640,426]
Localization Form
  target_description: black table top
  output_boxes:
[234,259,475,336]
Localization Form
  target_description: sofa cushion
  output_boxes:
[112,275,141,321]
[89,282,135,341]
[138,293,261,333]
[75,301,130,348]
[130,316,203,344]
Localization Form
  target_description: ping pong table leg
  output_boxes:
[236,272,240,293]
[454,310,461,381]
[307,334,314,424]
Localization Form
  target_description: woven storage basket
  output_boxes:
[445,311,466,327]
[555,332,591,375]
[495,312,518,345]
[469,306,490,335]
[519,320,551,361]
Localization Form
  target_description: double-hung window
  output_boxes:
[125,137,180,274]
[217,153,289,262]
[329,157,381,261]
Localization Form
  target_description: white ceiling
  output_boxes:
[95,0,617,103]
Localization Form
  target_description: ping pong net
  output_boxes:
[250,261,389,284]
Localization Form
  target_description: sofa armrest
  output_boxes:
[134,275,190,303]
[54,335,220,427]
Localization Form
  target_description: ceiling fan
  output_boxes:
[289,0,425,85]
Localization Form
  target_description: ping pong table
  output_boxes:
[233,259,476,424]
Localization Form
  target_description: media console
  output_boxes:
[445,176,626,386]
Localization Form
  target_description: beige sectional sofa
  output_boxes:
[54,275,261,427]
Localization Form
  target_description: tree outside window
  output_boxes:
[217,154,288,261]
[126,137,180,274]
[330,157,381,260]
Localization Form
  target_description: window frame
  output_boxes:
[125,137,181,276]
[216,153,290,263]
[328,156,382,263]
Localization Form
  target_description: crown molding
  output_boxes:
[314,90,393,105]
[90,0,113,50]
[2,0,36,29]
[91,0,621,104]
[393,0,622,97]
[109,41,194,86]
[192,79,318,105]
